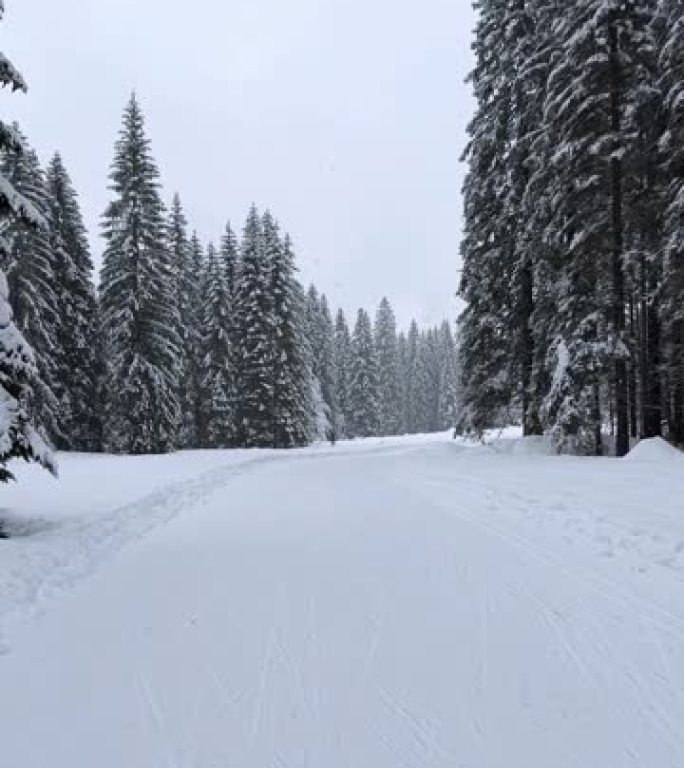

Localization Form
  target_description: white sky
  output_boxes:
[3,0,475,328]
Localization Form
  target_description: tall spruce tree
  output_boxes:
[0,0,56,485]
[45,152,100,450]
[233,205,275,446]
[458,0,519,437]
[348,308,379,437]
[198,242,236,448]
[538,0,657,455]
[334,308,353,438]
[1,133,63,446]
[396,330,409,433]
[437,321,458,430]
[169,196,203,448]
[374,297,401,435]
[100,94,181,454]
[268,227,312,447]
[305,286,338,436]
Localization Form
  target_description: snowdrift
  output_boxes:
[625,437,683,462]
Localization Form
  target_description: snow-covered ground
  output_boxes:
[0,432,683,767]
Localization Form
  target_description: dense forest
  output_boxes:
[0,5,457,481]
[458,0,683,455]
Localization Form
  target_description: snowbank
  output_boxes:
[625,436,683,462]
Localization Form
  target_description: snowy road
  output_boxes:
[1,435,683,767]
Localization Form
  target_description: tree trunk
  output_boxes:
[628,293,638,438]
[520,262,542,436]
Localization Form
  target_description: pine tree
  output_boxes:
[438,321,458,430]
[198,242,236,447]
[268,227,312,447]
[374,297,401,435]
[0,1,56,486]
[233,205,274,446]
[99,94,181,454]
[169,196,203,448]
[396,330,409,433]
[305,286,338,436]
[45,152,100,451]
[419,329,441,432]
[1,131,63,446]
[334,308,353,438]
[538,0,658,455]
[348,308,379,437]
[317,294,338,435]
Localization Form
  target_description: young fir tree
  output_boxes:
[233,205,275,446]
[0,0,56,487]
[100,94,181,454]
[1,133,63,446]
[267,225,312,448]
[169,195,202,448]
[45,152,100,450]
[374,297,401,435]
[198,242,236,448]
[348,308,379,437]
[334,308,353,438]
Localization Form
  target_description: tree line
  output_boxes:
[458,0,683,455]
[307,289,458,441]
[0,10,457,481]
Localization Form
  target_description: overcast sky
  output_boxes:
[4,0,475,328]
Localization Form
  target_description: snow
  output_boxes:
[625,436,684,462]
[1,432,683,767]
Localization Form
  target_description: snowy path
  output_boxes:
[1,435,683,767]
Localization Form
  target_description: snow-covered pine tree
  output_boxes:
[45,152,100,451]
[220,221,240,296]
[317,294,339,436]
[268,225,312,447]
[348,308,379,437]
[333,308,353,438]
[305,286,338,438]
[458,0,518,437]
[396,330,409,434]
[169,195,203,448]
[437,321,458,430]
[656,0,684,443]
[374,297,400,435]
[1,131,63,446]
[233,205,275,446]
[100,94,181,454]
[0,1,56,485]
[305,286,326,434]
[419,328,442,433]
[185,231,206,445]
[537,0,658,455]
[404,320,430,433]
[198,242,236,448]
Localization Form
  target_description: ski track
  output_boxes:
[0,434,683,767]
